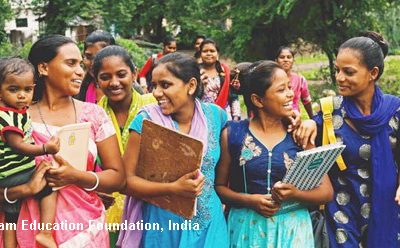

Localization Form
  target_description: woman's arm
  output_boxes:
[215,128,280,217]
[93,134,126,192]
[46,134,126,193]
[272,175,334,205]
[303,102,314,119]
[0,162,50,202]
[123,131,204,199]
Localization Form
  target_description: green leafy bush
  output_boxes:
[300,66,332,84]
[379,79,400,96]
[0,42,13,57]
[0,41,32,59]
[379,57,400,95]
[116,38,148,68]
[296,53,327,64]
[18,42,33,59]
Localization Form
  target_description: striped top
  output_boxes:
[0,106,35,179]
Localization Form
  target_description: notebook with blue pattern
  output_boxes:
[283,143,346,190]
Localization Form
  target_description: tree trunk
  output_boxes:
[325,50,336,84]
[44,0,66,35]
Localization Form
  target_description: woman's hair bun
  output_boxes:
[360,31,389,58]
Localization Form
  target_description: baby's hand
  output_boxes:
[45,136,60,154]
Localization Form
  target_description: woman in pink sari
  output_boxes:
[1,35,125,248]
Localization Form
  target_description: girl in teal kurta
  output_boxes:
[123,52,228,247]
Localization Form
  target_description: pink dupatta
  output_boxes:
[13,130,108,248]
[0,102,114,247]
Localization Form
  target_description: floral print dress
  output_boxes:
[226,120,314,248]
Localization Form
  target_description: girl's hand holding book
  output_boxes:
[46,155,79,188]
[272,181,300,203]
[172,169,205,198]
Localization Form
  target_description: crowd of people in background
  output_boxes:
[0,29,399,248]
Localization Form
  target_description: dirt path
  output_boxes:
[294,61,328,71]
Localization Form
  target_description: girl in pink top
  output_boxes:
[276,47,313,118]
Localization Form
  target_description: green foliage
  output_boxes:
[296,53,327,64]
[375,1,400,53]
[17,42,33,59]
[102,0,141,38]
[0,42,14,57]
[31,0,105,35]
[23,0,395,85]
[379,56,400,95]
[0,41,32,58]
[300,66,332,84]
[379,78,400,96]
[0,0,13,43]
[116,38,147,68]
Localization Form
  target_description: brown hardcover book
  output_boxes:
[136,119,204,219]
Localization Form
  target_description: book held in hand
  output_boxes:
[52,122,91,190]
[282,143,346,190]
[136,119,203,219]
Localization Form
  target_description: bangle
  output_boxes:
[42,144,48,156]
[84,171,99,191]
[4,187,18,204]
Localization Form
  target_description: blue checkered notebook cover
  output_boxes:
[282,143,346,190]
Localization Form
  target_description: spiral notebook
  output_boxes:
[282,143,346,190]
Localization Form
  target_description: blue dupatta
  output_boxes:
[343,86,400,247]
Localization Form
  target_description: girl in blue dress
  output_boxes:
[215,60,333,248]
[123,52,228,247]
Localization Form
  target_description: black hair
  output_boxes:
[275,46,296,60]
[155,52,203,98]
[83,30,116,52]
[339,31,389,80]
[163,36,176,47]
[92,45,136,79]
[199,38,220,53]
[0,57,34,85]
[28,35,76,101]
[239,60,282,115]
[193,35,206,45]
